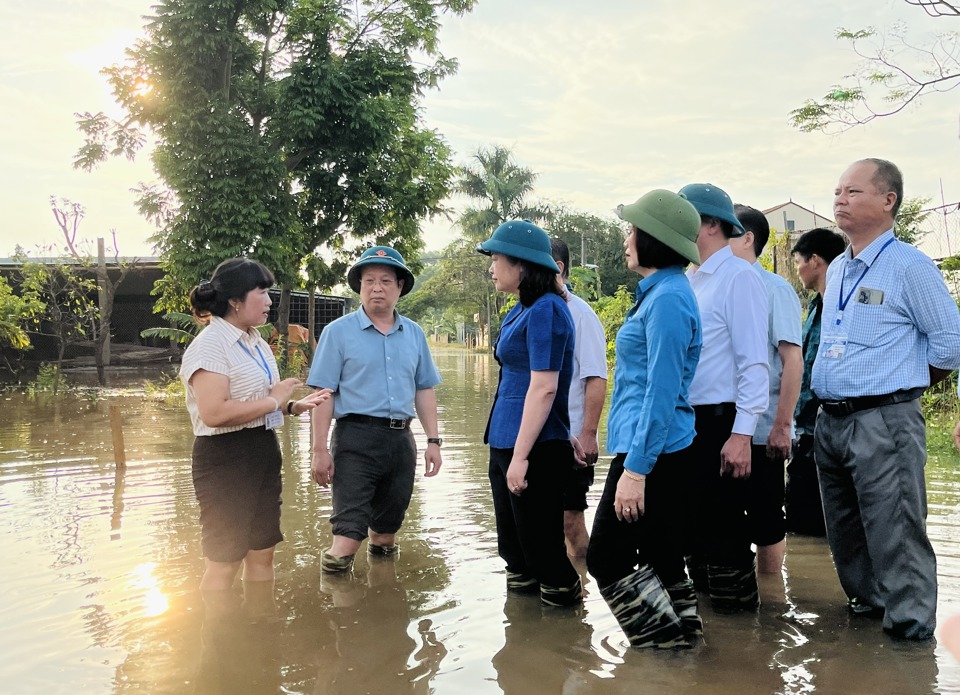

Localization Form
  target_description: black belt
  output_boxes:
[693,403,737,418]
[338,414,412,430]
[819,389,923,417]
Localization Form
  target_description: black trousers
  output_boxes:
[687,404,754,566]
[586,448,694,589]
[785,433,826,536]
[489,440,578,590]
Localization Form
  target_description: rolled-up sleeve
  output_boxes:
[726,268,769,435]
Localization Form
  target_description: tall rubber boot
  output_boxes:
[598,566,689,649]
[666,579,703,638]
[707,556,760,613]
[540,577,583,607]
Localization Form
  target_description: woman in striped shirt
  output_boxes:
[180,258,330,592]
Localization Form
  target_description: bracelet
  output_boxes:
[286,400,296,416]
[266,396,280,412]
[622,469,646,482]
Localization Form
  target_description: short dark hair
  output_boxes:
[700,214,736,240]
[189,258,275,321]
[550,238,571,279]
[498,256,563,307]
[734,204,770,257]
[860,157,903,218]
[632,227,689,269]
[791,228,847,264]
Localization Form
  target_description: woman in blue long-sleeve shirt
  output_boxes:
[585,190,703,648]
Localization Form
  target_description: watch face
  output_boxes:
[429,438,442,446]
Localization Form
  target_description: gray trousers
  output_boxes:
[814,398,936,639]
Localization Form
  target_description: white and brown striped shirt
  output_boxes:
[180,316,280,436]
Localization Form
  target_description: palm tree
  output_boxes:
[455,145,549,241]
[450,145,551,345]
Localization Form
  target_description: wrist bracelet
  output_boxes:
[266,396,280,412]
[622,469,645,482]
[286,400,296,416]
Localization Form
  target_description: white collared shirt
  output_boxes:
[687,246,769,436]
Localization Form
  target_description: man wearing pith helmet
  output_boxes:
[585,190,706,648]
[680,183,769,613]
[307,245,443,574]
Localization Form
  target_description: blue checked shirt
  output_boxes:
[812,230,960,400]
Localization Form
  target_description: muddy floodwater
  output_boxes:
[4,348,960,694]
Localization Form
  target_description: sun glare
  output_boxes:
[131,562,169,618]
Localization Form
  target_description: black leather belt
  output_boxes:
[693,403,737,418]
[338,414,412,430]
[819,389,923,417]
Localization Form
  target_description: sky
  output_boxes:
[1,0,957,260]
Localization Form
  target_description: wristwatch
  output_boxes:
[427,437,443,447]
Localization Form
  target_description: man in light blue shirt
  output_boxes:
[307,246,443,574]
[812,158,960,640]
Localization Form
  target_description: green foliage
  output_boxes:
[0,275,40,351]
[76,0,476,309]
[593,285,635,364]
[14,247,99,391]
[143,371,185,404]
[25,363,67,397]
[791,21,960,132]
[547,205,635,297]
[140,311,203,344]
[894,196,933,245]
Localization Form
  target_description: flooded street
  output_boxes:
[3,347,960,694]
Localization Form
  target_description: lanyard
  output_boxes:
[238,342,273,385]
[836,237,894,325]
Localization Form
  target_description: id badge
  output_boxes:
[265,409,284,430]
[821,335,848,360]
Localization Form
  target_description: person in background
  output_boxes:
[180,258,331,592]
[478,220,583,607]
[550,238,608,558]
[681,183,769,612]
[788,227,847,536]
[586,190,703,648]
[307,246,443,574]
[730,204,802,573]
[813,158,960,640]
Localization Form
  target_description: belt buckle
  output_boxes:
[389,418,405,430]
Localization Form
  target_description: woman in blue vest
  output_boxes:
[477,220,582,607]
[585,190,704,648]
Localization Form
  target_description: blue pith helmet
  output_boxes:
[347,246,416,296]
[476,220,560,273]
[678,183,746,236]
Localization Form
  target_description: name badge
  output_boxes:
[821,335,848,360]
[857,287,884,305]
[265,409,284,430]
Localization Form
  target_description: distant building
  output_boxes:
[762,201,836,238]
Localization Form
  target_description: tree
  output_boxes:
[417,145,549,346]
[455,144,549,240]
[75,0,476,361]
[0,276,43,374]
[49,197,135,386]
[546,205,636,297]
[14,248,99,393]
[895,195,934,243]
[790,4,959,132]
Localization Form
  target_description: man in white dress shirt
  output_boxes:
[680,183,769,612]
[550,238,608,557]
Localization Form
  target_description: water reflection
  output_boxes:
[2,349,960,693]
